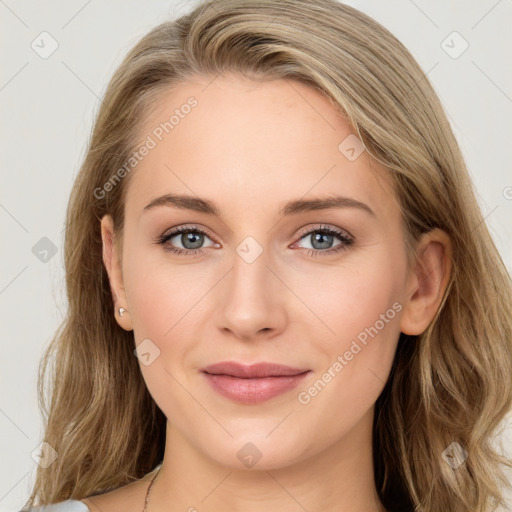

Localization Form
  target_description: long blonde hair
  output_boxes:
[25,1,512,511]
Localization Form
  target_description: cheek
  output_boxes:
[121,249,203,421]
[295,249,405,420]
[125,268,171,338]
[122,242,203,338]
[301,249,405,349]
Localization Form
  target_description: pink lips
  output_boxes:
[201,361,311,404]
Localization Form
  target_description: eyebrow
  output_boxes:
[142,193,376,218]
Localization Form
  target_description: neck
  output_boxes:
[148,407,387,512]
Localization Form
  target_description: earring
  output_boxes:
[118,307,127,317]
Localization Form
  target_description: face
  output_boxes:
[102,73,430,470]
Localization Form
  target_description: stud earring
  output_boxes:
[118,307,127,317]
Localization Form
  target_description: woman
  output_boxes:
[22,0,512,511]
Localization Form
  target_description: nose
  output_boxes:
[215,243,288,342]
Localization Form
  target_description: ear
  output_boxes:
[100,214,133,331]
[400,228,453,336]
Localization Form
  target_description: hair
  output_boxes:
[24,1,512,511]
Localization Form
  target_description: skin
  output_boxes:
[87,73,452,512]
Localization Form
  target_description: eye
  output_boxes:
[294,224,354,257]
[156,225,217,256]
[155,223,354,258]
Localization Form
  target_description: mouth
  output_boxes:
[201,361,311,404]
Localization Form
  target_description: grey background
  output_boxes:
[1,0,511,510]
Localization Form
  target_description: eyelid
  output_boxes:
[157,223,354,256]
[161,223,216,240]
[159,223,352,244]
[295,223,353,240]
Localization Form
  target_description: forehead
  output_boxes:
[125,74,397,221]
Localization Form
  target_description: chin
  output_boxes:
[193,427,313,471]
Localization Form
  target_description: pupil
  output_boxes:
[182,232,203,249]
[312,232,332,250]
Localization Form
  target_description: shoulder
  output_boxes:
[23,466,160,512]
[22,500,91,511]
[22,481,145,512]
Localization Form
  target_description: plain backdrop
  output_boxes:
[1,1,511,511]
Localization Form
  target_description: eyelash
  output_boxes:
[155,224,354,258]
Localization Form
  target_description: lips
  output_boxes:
[201,361,311,404]
[201,361,310,378]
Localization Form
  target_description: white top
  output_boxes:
[22,500,91,511]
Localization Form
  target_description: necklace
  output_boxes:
[142,465,161,512]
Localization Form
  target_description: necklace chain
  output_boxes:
[142,466,161,512]
[141,464,388,512]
